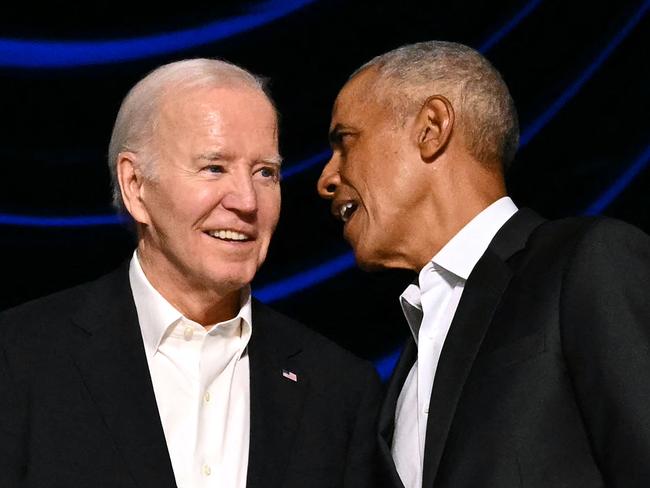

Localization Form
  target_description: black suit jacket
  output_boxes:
[379,209,650,487]
[0,263,382,488]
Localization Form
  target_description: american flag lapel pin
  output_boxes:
[282,369,298,382]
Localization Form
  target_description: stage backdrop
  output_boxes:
[1,0,649,378]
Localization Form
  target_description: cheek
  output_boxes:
[258,189,281,233]
[167,186,224,224]
[192,185,224,208]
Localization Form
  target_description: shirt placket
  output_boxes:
[417,270,453,461]
[194,321,242,487]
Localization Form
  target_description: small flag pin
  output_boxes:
[282,369,298,382]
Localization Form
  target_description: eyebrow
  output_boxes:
[196,152,282,166]
[260,155,283,166]
[197,151,226,161]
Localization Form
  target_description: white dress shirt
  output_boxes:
[129,253,252,488]
[391,197,518,488]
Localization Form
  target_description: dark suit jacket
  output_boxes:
[379,209,650,487]
[0,263,382,488]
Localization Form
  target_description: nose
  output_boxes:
[317,157,340,200]
[222,173,258,215]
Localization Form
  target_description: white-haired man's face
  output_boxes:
[124,85,281,298]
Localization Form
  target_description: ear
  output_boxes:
[415,95,455,161]
[116,152,151,225]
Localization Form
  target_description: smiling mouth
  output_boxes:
[205,229,252,242]
[338,201,358,223]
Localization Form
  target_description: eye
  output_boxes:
[330,132,355,154]
[256,165,280,181]
[203,164,225,174]
[338,133,352,143]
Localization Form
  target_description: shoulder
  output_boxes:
[0,265,127,346]
[520,215,649,262]
[534,216,649,262]
[531,214,646,243]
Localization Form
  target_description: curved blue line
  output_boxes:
[281,150,332,179]
[0,213,127,227]
[478,0,544,53]
[0,0,318,68]
[253,252,356,302]
[520,0,650,146]
[583,143,650,216]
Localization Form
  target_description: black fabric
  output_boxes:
[379,209,650,487]
[0,264,383,488]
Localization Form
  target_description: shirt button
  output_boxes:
[184,326,194,341]
[203,464,211,476]
[424,406,429,414]
[204,391,211,403]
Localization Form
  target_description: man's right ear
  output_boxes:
[415,95,455,162]
[116,152,150,225]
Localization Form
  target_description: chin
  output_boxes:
[353,245,414,272]
[206,266,257,293]
[352,248,389,272]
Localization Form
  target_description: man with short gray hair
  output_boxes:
[318,41,650,487]
[0,58,382,488]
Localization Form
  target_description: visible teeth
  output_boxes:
[209,230,248,241]
[339,202,356,222]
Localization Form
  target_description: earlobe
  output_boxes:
[417,95,455,161]
[116,152,150,225]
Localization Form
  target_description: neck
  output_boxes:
[410,159,507,270]
[136,248,241,328]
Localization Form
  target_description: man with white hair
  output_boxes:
[318,41,650,487]
[0,58,382,488]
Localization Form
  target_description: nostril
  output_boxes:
[326,183,336,193]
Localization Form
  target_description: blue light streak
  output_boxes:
[281,150,331,179]
[583,143,650,216]
[0,0,318,68]
[253,252,356,303]
[0,213,127,227]
[478,0,544,53]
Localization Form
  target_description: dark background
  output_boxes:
[1,0,649,376]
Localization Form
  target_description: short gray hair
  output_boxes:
[108,58,271,213]
[355,41,519,168]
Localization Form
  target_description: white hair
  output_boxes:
[355,41,519,167]
[108,58,272,212]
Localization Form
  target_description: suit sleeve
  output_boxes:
[0,320,27,487]
[342,361,384,488]
[561,219,650,487]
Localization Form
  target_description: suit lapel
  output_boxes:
[68,264,176,488]
[420,208,546,488]
[246,301,308,488]
[421,249,513,487]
